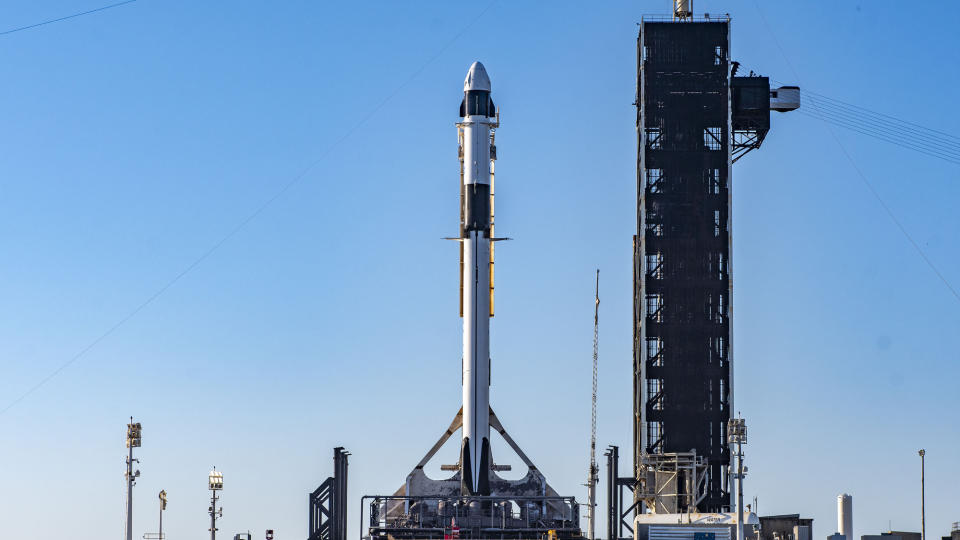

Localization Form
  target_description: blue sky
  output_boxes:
[0,1,957,539]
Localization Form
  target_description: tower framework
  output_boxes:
[633,12,796,515]
[634,18,734,513]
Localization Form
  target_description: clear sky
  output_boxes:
[0,1,957,540]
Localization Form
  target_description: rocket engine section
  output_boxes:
[457,61,497,496]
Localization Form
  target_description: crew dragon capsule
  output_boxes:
[458,61,499,496]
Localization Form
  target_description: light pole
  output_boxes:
[209,468,224,540]
[159,490,167,540]
[918,449,925,540]
[125,418,142,540]
[728,417,748,540]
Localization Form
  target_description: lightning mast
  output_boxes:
[587,270,600,540]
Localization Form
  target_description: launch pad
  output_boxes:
[309,5,800,540]
[364,495,580,540]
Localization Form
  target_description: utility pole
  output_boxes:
[209,469,223,540]
[919,449,925,540]
[586,270,600,540]
[125,418,142,540]
[728,417,747,540]
[159,490,167,540]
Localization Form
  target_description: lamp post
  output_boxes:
[209,468,224,540]
[918,449,925,540]
[125,418,142,540]
[728,417,748,540]
[158,490,167,540]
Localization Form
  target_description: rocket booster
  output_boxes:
[458,61,496,496]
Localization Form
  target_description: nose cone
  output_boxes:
[463,61,491,92]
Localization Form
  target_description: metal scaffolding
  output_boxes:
[634,18,734,513]
[310,447,349,540]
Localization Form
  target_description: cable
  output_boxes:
[797,97,960,158]
[798,87,960,143]
[753,0,960,304]
[0,0,138,37]
[784,89,960,161]
[0,0,500,416]
[765,78,960,162]
[797,110,960,166]
[763,71,960,164]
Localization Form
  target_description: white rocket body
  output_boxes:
[459,61,495,496]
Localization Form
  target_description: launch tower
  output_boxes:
[633,3,798,517]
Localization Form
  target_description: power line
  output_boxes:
[752,0,960,304]
[0,0,499,416]
[0,0,138,37]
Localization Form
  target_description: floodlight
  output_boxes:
[727,417,747,444]
[127,421,142,448]
[209,469,224,491]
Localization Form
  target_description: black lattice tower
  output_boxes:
[633,12,790,514]
[634,18,734,513]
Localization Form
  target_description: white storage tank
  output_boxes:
[838,494,853,540]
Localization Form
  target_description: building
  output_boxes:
[944,522,960,540]
[635,512,759,540]
[758,514,814,540]
[862,532,921,540]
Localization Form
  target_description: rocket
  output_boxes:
[458,61,497,496]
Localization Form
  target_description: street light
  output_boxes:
[728,417,748,540]
[159,490,167,540]
[125,418,143,540]
[209,468,224,540]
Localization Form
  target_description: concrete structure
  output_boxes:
[838,494,853,540]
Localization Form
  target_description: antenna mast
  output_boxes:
[586,270,600,539]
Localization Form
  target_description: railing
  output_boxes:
[640,15,731,23]
[362,495,580,539]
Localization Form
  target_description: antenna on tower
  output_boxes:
[586,269,600,540]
